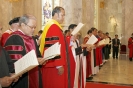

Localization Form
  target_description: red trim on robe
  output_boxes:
[5,31,39,88]
[14,32,38,88]
[1,32,10,47]
[9,54,22,60]
[4,45,23,51]
[66,36,76,88]
[83,37,92,77]
[95,37,102,66]
[41,24,68,88]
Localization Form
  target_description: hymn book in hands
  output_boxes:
[98,38,110,46]
[11,42,61,78]
[43,42,61,60]
[71,23,84,35]
[104,38,110,44]
[86,34,98,45]
[11,50,39,78]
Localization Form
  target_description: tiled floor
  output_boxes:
[91,55,133,85]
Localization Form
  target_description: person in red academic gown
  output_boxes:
[4,14,46,88]
[128,33,133,61]
[67,24,86,88]
[90,27,100,75]
[83,29,93,80]
[69,35,86,88]
[39,6,71,88]
[0,30,19,87]
[67,24,92,88]
[97,30,104,65]
[65,24,77,88]
[1,17,20,47]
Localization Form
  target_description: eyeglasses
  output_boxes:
[25,24,36,29]
[0,28,3,30]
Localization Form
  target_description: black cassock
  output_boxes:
[0,46,14,77]
[0,46,14,88]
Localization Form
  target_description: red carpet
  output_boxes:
[86,82,133,88]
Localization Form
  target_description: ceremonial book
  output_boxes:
[98,38,110,46]
[105,38,110,44]
[98,39,106,46]
[43,42,61,60]
[86,34,98,44]
[71,23,84,35]
[11,50,39,78]
[11,42,61,78]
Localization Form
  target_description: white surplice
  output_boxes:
[71,39,86,88]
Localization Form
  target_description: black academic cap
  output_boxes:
[9,17,20,25]
[106,32,109,34]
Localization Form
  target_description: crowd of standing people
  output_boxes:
[0,6,133,88]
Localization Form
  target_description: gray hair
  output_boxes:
[19,14,36,26]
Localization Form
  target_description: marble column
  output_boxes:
[0,0,42,34]
[124,0,133,45]
[23,0,42,34]
[99,0,124,39]
[61,0,82,31]
[82,0,95,39]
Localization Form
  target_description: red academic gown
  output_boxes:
[128,37,133,58]
[66,36,76,88]
[40,20,70,88]
[89,35,101,75]
[98,38,104,65]
[83,36,92,78]
[1,29,13,47]
[4,31,41,88]
[73,39,84,88]
[95,36,101,66]
[99,43,104,65]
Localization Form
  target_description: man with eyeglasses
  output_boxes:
[0,23,3,44]
[1,17,20,47]
[4,14,46,88]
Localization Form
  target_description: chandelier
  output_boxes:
[5,0,21,2]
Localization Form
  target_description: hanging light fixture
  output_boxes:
[100,1,105,9]
[5,0,21,2]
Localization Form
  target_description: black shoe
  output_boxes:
[116,57,118,59]
[86,77,93,81]
[91,74,96,76]
[129,58,132,61]
[99,67,101,70]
